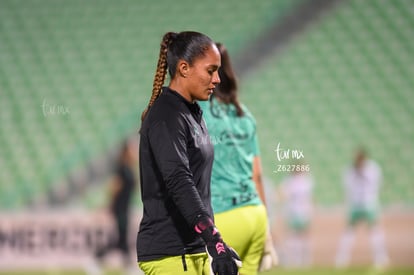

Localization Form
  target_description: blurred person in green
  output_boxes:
[199,43,278,275]
[335,148,389,268]
[279,164,313,267]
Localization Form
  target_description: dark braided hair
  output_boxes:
[141,31,214,121]
[141,32,176,121]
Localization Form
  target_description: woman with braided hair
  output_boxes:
[137,31,241,275]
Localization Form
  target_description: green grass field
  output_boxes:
[1,267,414,275]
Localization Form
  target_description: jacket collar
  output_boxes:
[163,87,203,122]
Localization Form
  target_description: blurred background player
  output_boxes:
[335,148,389,268]
[279,164,313,268]
[89,139,137,275]
[199,42,278,275]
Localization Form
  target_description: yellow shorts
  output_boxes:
[138,253,210,275]
[215,204,268,275]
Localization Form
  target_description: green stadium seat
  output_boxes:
[0,0,303,209]
[240,0,414,206]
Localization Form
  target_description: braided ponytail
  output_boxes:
[141,32,177,121]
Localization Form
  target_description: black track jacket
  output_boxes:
[137,87,214,261]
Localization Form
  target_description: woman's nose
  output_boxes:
[213,71,220,84]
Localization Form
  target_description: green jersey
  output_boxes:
[199,98,262,213]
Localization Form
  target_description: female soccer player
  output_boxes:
[137,32,240,275]
[199,43,277,275]
[335,149,389,268]
[280,167,313,267]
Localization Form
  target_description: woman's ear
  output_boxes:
[177,60,190,78]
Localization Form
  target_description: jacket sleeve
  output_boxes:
[148,118,210,227]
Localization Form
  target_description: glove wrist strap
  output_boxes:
[194,215,222,244]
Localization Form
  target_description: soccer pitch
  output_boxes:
[1,268,414,275]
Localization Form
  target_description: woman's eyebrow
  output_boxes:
[208,64,220,70]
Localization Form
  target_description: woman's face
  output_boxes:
[185,44,221,102]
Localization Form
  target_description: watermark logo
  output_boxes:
[275,141,304,161]
[195,134,223,146]
[273,142,310,173]
[42,99,70,117]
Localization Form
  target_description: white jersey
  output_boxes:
[282,173,313,218]
[343,160,382,209]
